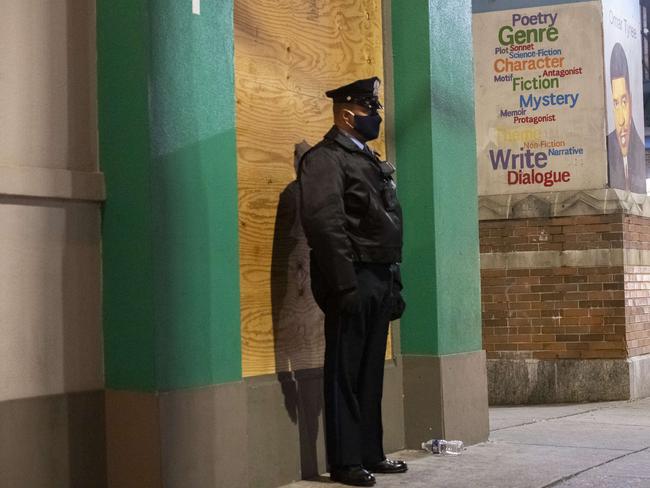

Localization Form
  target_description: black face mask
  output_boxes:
[353,113,382,141]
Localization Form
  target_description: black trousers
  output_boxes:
[311,261,393,468]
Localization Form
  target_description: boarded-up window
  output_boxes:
[235,0,388,377]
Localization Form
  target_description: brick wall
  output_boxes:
[479,214,624,254]
[623,216,650,357]
[624,266,650,357]
[481,214,650,360]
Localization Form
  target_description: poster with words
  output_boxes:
[474,1,608,196]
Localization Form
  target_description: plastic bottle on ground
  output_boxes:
[421,439,464,455]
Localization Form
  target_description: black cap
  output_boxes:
[325,77,382,110]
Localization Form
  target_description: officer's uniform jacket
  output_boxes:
[299,126,403,293]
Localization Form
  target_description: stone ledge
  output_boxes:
[480,188,650,220]
[487,356,650,405]
[0,165,105,202]
[481,248,624,269]
[481,248,650,269]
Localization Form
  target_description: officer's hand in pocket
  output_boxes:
[390,291,406,321]
[338,288,361,315]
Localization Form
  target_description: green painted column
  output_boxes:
[98,0,241,391]
[98,0,157,391]
[99,2,244,485]
[391,0,489,446]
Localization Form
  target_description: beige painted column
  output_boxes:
[0,2,106,487]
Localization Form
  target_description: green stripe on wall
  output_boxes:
[99,0,242,390]
[98,0,156,390]
[392,0,482,355]
[149,0,242,389]
[392,0,439,353]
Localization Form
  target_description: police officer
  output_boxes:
[299,77,406,487]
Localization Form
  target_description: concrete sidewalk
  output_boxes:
[283,397,650,488]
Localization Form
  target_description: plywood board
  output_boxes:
[235,0,391,377]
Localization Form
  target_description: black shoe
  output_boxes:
[330,465,376,486]
[365,458,408,474]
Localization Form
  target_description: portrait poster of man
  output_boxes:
[603,0,646,194]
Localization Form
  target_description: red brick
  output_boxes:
[513,310,542,318]
[517,326,541,334]
[539,276,564,285]
[530,269,553,277]
[517,293,541,302]
[482,277,509,286]
[557,334,580,341]
[579,317,604,326]
[513,277,541,285]
[505,319,530,327]
[579,300,603,308]
[576,215,619,224]
[556,284,579,292]
[588,274,614,283]
[588,326,613,334]
[541,310,562,318]
[588,291,622,300]
[563,309,588,318]
[580,350,627,359]
[589,341,626,350]
[528,285,557,293]
[579,334,604,342]
[508,269,530,277]
[603,283,624,291]
[543,293,564,301]
[589,308,620,317]
[565,275,588,284]
[481,285,507,293]
[579,283,603,291]
[507,334,533,343]
[602,232,624,241]
[541,325,563,333]
[554,267,579,276]
[532,334,556,342]
[559,318,580,326]
[564,326,589,334]
[576,233,601,242]
[564,292,588,301]
[481,269,507,278]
